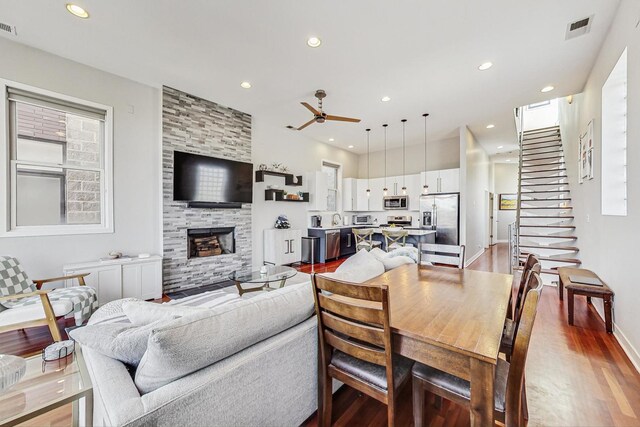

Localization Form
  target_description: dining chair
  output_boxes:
[381,228,411,252]
[419,243,466,269]
[312,273,413,427]
[353,228,383,252]
[0,256,97,342]
[501,262,541,361]
[512,254,540,319]
[412,271,544,427]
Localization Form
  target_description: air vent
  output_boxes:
[566,15,593,40]
[0,22,17,36]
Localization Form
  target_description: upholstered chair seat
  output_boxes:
[331,350,413,390]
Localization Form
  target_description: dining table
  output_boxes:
[365,263,513,426]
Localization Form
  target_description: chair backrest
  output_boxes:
[353,228,375,245]
[0,256,35,298]
[506,271,544,426]
[420,244,466,269]
[311,273,395,392]
[514,262,541,323]
[382,229,408,250]
[514,254,540,316]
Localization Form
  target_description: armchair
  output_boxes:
[0,256,97,342]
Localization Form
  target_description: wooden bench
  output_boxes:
[558,267,614,333]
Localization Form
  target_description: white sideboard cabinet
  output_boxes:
[63,255,162,305]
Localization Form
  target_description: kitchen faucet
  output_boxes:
[332,213,342,226]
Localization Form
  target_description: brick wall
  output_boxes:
[15,103,101,224]
[162,86,252,292]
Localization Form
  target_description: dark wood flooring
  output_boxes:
[3,245,640,426]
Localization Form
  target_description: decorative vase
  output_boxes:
[0,354,27,393]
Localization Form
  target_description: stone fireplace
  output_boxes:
[188,227,235,259]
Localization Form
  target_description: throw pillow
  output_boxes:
[69,317,176,366]
[380,255,415,271]
[327,249,384,283]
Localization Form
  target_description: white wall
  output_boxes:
[459,126,490,264]
[251,119,359,267]
[557,0,640,371]
[0,38,161,279]
[357,137,460,179]
[493,163,518,241]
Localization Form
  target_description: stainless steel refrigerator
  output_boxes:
[419,193,460,245]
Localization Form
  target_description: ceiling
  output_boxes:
[0,0,620,157]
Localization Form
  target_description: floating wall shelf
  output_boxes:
[255,170,303,186]
[265,189,309,202]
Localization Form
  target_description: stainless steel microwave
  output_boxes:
[352,214,373,225]
[383,195,409,210]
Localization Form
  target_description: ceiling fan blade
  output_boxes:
[297,118,316,130]
[325,115,361,123]
[301,102,321,116]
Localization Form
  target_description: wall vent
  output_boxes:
[0,22,17,36]
[565,15,593,40]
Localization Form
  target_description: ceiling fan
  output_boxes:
[294,89,361,130]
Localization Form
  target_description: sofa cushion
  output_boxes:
[70,317,175,366]
[323,249,385,283]
[134,281,315,394]
[123,299,227,326]
[380,255,415,271]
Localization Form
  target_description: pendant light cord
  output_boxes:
[366,129,371,186]
[383,124,388,189]
[423,113,429,187]
[401,119,407,188]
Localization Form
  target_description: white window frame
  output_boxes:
[0,79,114,237]
[321,160,342,213]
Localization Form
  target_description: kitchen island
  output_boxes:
[307,225,435,263]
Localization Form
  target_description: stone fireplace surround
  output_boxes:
[162,86,252,293]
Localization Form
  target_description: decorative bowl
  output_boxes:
[0,354,27,393]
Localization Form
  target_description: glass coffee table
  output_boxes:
[229,266,298,296]
[0,346,93,427]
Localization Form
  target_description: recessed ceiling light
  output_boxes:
[240,81,251,89]
[329,138,335,142]
[506,159,511,162]
[307,37,322,48]
[541,85,555,93]
[478,62,493,71]
[66,3,89,18]
[381,96,391,102]
[348,145,354,149]
[497,145,504,149]
[486,124,495,129]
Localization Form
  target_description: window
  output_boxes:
[322,161,340,212]
[0,81,113,235]
[601,48,627,216]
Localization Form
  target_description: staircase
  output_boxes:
[517,125,580,283]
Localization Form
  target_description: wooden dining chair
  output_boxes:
[509,254,540,319]
[412,271,544,427]
[419,243,466,269]
[311,273,413,427]
[501,262,541,361]
[353,228,383,252]
[381,228,410,252]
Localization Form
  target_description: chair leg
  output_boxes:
[522,380,529,421]
[39,293,62,342]
[434,395,442,410]
[412,376,425,427]
[387,396,396,427]
[321,374,333,427]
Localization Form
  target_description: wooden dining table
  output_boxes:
[365,263,513,426]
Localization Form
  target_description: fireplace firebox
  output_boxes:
[188,227,235,259]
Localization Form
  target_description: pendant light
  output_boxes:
[366,128,371,198]
[401,119,407,195]
[382,124,388,196]
[422,113,430,194]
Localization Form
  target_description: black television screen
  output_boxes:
[173,151,253,204]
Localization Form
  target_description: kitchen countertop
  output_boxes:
[308,226,436,236]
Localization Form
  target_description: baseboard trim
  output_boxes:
[465,249,485,268]
[588,303,640,374]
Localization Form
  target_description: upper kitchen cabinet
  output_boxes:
[368,177,385,211]
[420,168,460,193]
[343,178,372,211]
[355,179,370,211]
[307,171,328,211]
[405,174,422,210]
[343,178,356,211]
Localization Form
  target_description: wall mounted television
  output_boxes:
[173,151,253,208]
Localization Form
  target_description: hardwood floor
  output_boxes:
[3,244,640,426]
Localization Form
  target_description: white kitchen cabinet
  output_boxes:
[355,179,370,211]
[420,169,460,193]
[405,174,422,210]
[307,171,328,211]
[264,229,302,265]
[63,255,163,305]
[368,177,385,211]
[343,178,356,211]
[439,168,460,193]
